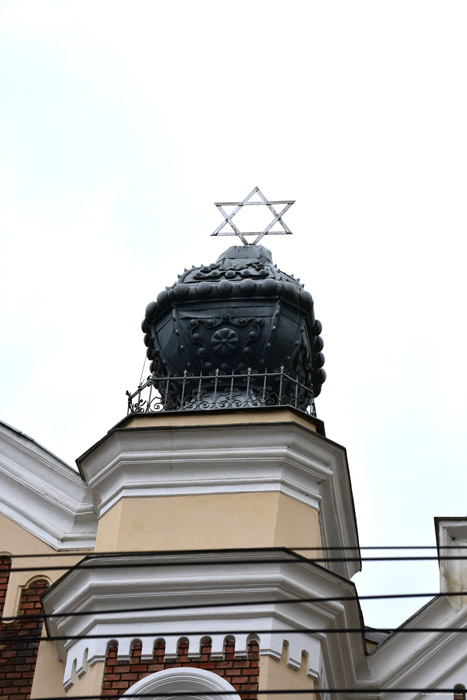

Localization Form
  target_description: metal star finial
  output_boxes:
[211,186,295,246]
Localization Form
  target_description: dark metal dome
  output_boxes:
[141,245,325,411]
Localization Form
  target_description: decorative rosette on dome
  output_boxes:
[140,244,325,412]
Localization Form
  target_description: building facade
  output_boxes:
[1,241,466,699]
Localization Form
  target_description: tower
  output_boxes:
[2,191,467,699]
[40,194,363,698]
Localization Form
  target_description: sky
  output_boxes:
[1,0,467,629]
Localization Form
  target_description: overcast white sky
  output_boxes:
[1,0,467,629]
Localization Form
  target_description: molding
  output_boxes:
[354,596,467,699]
[344,519,467,698]
[0,421,97,550]
[436,517,467,608]
[44,547,467,697]
[42,549,364,690]
[78,421,360,578]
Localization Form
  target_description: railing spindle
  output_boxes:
[278,365,284,405]
[147,379,153,412]
[229,369,234,406]
[197,371,203,407]
[181,371,187,406]
[164,374,170,407]
[214,368,219,407]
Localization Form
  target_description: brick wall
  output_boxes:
[0,556,49,700]
[0,556,10,616]
[102,637,259,699]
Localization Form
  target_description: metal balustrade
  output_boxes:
[127,367,316,416]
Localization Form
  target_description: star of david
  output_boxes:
[211,186,295,246]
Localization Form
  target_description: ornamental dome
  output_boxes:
[141,244,325,411]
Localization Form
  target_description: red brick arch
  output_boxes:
[102,635,259,699]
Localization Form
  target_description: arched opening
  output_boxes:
[123,667,242,700]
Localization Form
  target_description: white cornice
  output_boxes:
[42,550,365,691]
[346,521,467,698]
[0,421,97,550]
[43,549,467,698]
[436,517,467,609]
[78,420,360,578]
[352,596,467,699]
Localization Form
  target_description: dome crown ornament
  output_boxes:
[211,186,295,246]
[132,192,325,416]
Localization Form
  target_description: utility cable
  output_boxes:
[4,554,467,573]
[5,689,466,697]
[3,545,466,559]
[1,591,467,624]
[3,626,467,643]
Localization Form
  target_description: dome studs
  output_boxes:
[173,284,189,298]
[240,279,256,294]
[145,301,157,321]
[196,283,211,298]
[217,281,233,296]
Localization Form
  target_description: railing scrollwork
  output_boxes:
[126,367,316,417]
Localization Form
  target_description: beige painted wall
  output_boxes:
[0,513,87,619]
[62,661,105,698]
[65,661,105,698]
[259,646,316,700]
[95,492,321,552]
[30,628,65,698]
[274,491,322,551]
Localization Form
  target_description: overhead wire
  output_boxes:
[3,556,467,573]
[4,625,467,643]
[1,559,464,696]
[3,544,467,559]
[1,590,467,624]
[4,689,466,698]
[2,547,465,693]
[3,551,467,574]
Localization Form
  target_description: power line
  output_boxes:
[9,689,466,698]
[3,544,466,559]
[3,554,467,573]
[3,626,467,643]
[2,590,467,624]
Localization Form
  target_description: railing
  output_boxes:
[126,367,316,417]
